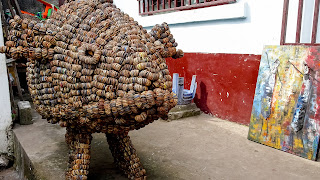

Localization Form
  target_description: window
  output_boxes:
[138,0,237,16]
[281,0,320,45]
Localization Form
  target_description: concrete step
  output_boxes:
[168,103,201,120]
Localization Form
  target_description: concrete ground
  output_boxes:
[0,167,20,180]
[12,110,320,180]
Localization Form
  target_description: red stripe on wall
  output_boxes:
[166,53,261,125]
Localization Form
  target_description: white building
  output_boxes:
[0,0,317,159]
[114,0,320,124]
[0,16,12,161]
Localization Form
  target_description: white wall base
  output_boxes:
[0,131,8,154]
[0,16,12,155]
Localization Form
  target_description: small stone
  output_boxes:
[17,101,33,125]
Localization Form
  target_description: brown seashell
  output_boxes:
[34,48,42,59]
[0,46,9,53]
[5,41,16,47]
[135,112,147,122]
[21,19,30,29]
[111,63,121,71]
[130,70,139,77]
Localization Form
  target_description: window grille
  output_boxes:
[281,0,320,45]
[138,0,237,16]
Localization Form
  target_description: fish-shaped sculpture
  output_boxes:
[0,0,184,179]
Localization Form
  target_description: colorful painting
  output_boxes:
[248,45,320,161]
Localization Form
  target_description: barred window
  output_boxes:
[138,0,237,16]
[281,0,320,45]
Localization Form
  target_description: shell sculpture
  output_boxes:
[0,0,184,179]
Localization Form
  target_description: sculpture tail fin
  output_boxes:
[149,22,184,59]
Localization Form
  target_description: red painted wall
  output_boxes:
[166,53,261,125]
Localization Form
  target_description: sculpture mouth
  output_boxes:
[85,50,94,56]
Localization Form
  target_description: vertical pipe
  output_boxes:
[152,0,155,11]
[175,0,177,7]
[12,62,23,100]
[7,0,16,17]
[189,0,191,5]
[311,0,320,44]
[143,0,146,12]
[169,0,171,8]
[280,0,290,45]
[295,0,304,43]
[163,0,165,9]
[10,0,23,18]
[147,0,149,12]
[0,1,8,38]
[157,0,160,10]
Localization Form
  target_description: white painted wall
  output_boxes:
[300,0,314,43]
[0,16,12,155]
[114,0,285,55]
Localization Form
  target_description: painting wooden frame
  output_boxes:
[248,45,320,161]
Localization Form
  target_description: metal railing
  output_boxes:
[138,0,237,16]
[281,0,320,45]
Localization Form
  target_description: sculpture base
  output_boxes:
[167,103,201,121]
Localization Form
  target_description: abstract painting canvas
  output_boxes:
[248,45,320,160]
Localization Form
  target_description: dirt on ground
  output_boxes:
[0,167,20,180]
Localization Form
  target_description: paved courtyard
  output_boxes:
[11,111,320,180]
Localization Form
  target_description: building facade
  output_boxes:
[114,0,283,124]
[115,0,319,124]
[0,0,317,159]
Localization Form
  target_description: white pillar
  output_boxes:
[0,16,12,155]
